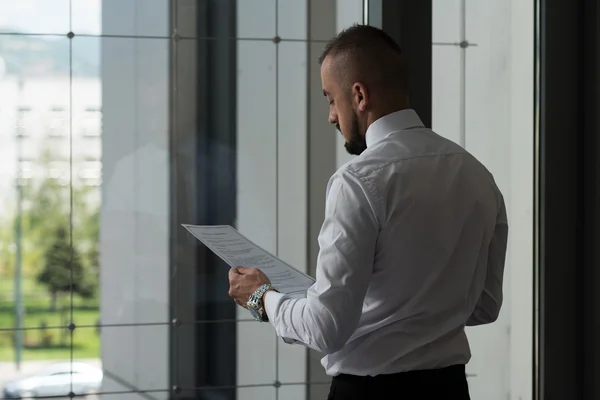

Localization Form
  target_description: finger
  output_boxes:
[234,298,246,308]
[229,267,239,280]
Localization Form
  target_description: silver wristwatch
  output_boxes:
[247,283,277,322]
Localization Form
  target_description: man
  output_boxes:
[229,24,508,399]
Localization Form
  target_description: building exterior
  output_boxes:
[0,61,101,214]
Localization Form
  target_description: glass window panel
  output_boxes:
[71,0,170,37]
[276,41,308,299]
[234,35,280,392]
[180,386,276,400]
[69,36,101,332]
[236,39,277,276]
[278,384,306,400]
[80,390,170,399]
[177,0,265,40]
[0,310,71,333]
[278,337,307,384]
[0,327,74,399]
[14,108,36,138]
[307,348,331,400]
[173,321,277,390]
[72,36,170,325]
[464,0,508,46]
[432,0,462,43]
[465,46,511,176]
[432,46,462,145]
[433,1,535,400]
[0,326,69,363]
[236,321,277,387]
[0,3,345,400]
[280,383,333,400]
[173,0,198,38]
[0,36,71,342]
[72,324,169,394]
[275,46,309,375]
[0,1,69,35]
[277,0,308,40]
[44,107,68,138]
[237,0,276,39]
[79,108,102,138]
[335,0,364,39]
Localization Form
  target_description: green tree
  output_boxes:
[0,212,15,277]
[72,190,100,300]
[0,148,101,305]
[73,192,100,270]
[20,176,69,276]
[37,225,86,310]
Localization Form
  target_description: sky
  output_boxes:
[0,0,101,35]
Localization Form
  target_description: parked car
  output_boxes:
[2,362,102,399]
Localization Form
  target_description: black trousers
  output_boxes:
[327,364,470,400]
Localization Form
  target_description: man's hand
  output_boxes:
[228,267,271,308]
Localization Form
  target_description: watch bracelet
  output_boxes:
[248,284,277,322]
[252,283,275,305]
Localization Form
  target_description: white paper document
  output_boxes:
[183,224,315,295]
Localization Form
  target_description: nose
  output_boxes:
[328,114,337,126]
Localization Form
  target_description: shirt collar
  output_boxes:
[365,109,425,148]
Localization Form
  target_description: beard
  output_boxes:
[341,111,367,156]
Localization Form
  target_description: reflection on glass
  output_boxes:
[0,358,102,399]
[81,108,102,138]
[71,0,169,37]
[73,324,168,394]
[236,0,276,39]
[15,107,34,138]
[0,37,74,394]
[182,387,276,400]
[0,0,69,35]
[68,37,102,366]
[70,35,170,327]
[0,2,366,400]
[46,107,69,138]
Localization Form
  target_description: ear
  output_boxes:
[351,82,368,112]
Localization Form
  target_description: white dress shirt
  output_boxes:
[264,109,508,377]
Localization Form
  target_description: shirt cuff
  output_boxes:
[264,290,302,345]
[264,290,285,323]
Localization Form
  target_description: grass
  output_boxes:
[0,275,40,296]
[0,276,100,361]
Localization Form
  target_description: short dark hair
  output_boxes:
[318,24,403,64]
[319,24,407,96]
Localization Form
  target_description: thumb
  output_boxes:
[235,266,247,272]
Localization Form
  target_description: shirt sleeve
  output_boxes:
[264,170,380,354]
[466,195,509,326]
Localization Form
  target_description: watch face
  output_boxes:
[248,305,260,321]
